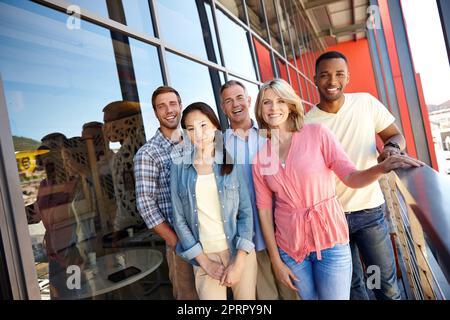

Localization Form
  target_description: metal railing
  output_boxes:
[380,166,450,300]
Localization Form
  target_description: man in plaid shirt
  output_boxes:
[134,86,198,300]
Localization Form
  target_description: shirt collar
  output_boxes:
[156,128,182,147]
[228,119,259,137]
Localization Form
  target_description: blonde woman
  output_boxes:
[252,79,422,300]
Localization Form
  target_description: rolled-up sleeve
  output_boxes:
[134,149,165,229]
[171,163,203,261]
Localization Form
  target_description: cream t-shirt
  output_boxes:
[195,173,229,253]
[304,93,395,212]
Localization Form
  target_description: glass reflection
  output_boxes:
[122,0,154,36]
[276,57,289,82]
[289,66,301,96]
[1,0,164,300]
[66,0,109,18]
[68,0,154,36]
[216,9,256,80]
[156,0,217,62]
[166,52,218,113]
[264,0,283,56]
[253,37,274,82]
[246,0,269,43]
[217,0,246,23]
[128,39,164,140]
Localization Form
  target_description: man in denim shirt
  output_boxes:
[134,86,198,300]
[220,80,298,300]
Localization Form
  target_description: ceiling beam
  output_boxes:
[304,0,346,10]
[316,22,366,38]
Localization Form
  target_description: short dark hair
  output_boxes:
[151,86,181,109]
[220,80,248,97]
[315,51,348,74]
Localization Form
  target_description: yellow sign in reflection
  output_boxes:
[15,149,49,175]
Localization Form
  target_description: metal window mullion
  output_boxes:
[242,0,262,82]
[260,0,278,79]
[285,0,304,97]
[210,0,227,70]
[273,0,290,83]
[0,76,41,300]
[294,12,312,101]
[148,0,171,86]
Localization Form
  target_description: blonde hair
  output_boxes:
[255,79,304,136]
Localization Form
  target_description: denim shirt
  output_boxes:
[224,120,267,251]
[170,147,255,266]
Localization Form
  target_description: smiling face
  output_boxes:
[260,88,291,131]
[153,92,182,130]
[315,58,350,103]
[220,84,251,126]
[184,110,218,150]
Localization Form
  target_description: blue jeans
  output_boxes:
[279,244,352,300]
[346,204,401,300]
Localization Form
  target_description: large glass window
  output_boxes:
[67,0,154,36]
[156,0,217,62]
[276,57,289,83]
[216,9,257,80]
[165,52,218,113]
[264,0,283,57]
[289,66,301,97]
[1,0,165,300]
[217,0,246,24]
[66,0,109,18]
[122,0,154,36]
[128,39,164,140]
[246,0,269,43]
[253,37,274,82]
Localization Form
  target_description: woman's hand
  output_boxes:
[220,259,244,287]
[202,258,226,280]
[272,260,298,292]
[378,154,424,173]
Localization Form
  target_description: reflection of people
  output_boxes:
[102,101,146,231]
[252,79,421,300]
[28,133,86,299]
[305,51,409,300]
[134,86,198,300]
[220,80,298,300]
[171,102,256,300]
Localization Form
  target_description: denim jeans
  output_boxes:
[279,244,352,300]
[346,204,401,300]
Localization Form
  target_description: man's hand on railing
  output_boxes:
[378,154,425,173]
[377,145,402,162]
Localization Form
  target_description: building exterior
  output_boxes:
[0,0,445,300]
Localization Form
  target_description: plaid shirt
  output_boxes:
[134,129,183,229]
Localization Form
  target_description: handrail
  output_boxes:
[394,166,450,283]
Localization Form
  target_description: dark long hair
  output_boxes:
[181,102,233,175]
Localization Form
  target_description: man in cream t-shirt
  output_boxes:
[305,51,405,300]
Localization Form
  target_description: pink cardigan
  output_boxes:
[252,123,357,263]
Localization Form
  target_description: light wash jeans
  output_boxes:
[279,244,352,300]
